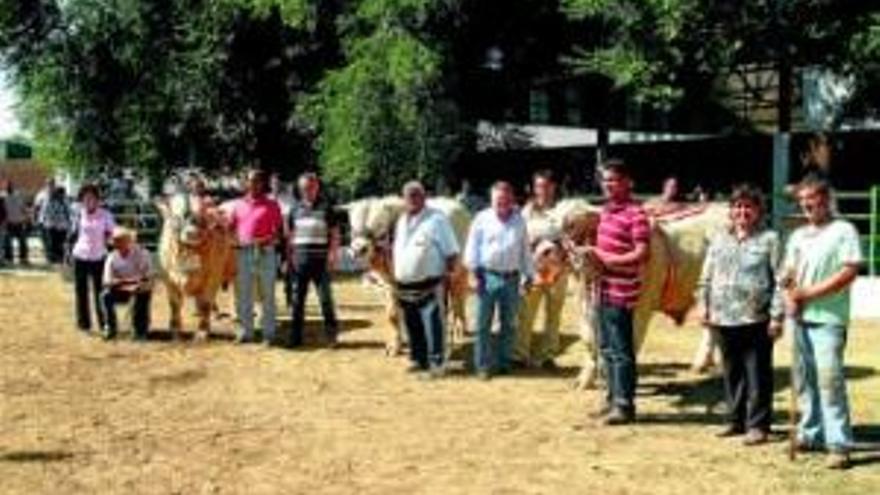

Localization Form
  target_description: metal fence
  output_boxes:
[778,189,879,276]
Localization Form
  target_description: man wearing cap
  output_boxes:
[101,227,154,340]
[515,169,568,370]
[392,181,460,378]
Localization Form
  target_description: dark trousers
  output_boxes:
[598,304,637,413]
[289,256,338,346]
[399,285,445,369]
[45,228,68,264]
[716,322,774,432]
[102,289,152,338]
[4,222,28,263]
[74,258,106,331]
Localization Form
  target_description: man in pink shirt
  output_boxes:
[586,159,651,425]
[229,169,283,345]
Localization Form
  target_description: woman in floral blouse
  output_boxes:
[698,184,784,446]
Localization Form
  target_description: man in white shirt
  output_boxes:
[393,181,459,378]
[464,181,534,380]
[101,227,154,341]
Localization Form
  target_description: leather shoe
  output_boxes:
[716,425,745,438]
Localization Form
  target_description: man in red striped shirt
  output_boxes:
[586,159,651,425]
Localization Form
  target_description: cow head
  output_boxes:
[157,193,218,281]
[345,197,404,274]
[559,207,602,280]
[167,194,208,248]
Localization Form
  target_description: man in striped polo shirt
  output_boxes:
[587,159,651,425]
[286,172,341,348]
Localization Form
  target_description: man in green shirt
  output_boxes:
[781,175,862,470]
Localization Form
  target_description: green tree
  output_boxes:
[0,0,335,179]
[562,0,880,131]
[303,0,463,196]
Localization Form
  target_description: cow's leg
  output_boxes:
[691,327,719,373]
[167,284,183,340]
[450,287,467,344]
[632,296,655,356]
[194,296,212,342]
[385,295,403,357]
[573,283,600,391]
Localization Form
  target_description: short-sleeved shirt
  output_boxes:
[103,245,153,286]
[596,199,651,308]
[71,207,115,261]
[393,207,460,284]
[783,219,863,326]
[288,198,339,260]
[464,208,534,279]
[229,195,283,246]
[699,229,783,326]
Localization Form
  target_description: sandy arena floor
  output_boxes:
[1,267,878,494]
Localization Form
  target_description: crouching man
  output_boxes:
[101,227,154,341]
[393,181,460,379]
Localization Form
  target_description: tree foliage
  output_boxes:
[0,0,333,178]
[302,0,463,196]
[562,0,880,117]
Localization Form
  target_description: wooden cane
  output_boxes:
[787,314,799,461]
[783,272,799,462]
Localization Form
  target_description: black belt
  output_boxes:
[396,277,443,291]
[396,277,443,305]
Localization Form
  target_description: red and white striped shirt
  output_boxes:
[596,200,650,308]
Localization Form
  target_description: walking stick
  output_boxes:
[782,271,800,462]
[787,315,799,461]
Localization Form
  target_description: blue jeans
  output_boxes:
[474,272,520,373]
[235,245,278,342]
[289,255,339,346]
[795,321,853,452]
[598,304,637,412]
[399,287,445,369]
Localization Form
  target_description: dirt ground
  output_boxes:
[1,267,879,495]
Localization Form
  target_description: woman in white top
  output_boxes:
[69,184,115,333]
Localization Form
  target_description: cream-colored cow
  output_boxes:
[156,194,236,340]
[554,199,727,389]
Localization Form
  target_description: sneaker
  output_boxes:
[234,334,252,345]
[826,452,851,470]
[602,408,635,426]
[419,367,445,381]
[743,429,769,446]
[476,370,492,381]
